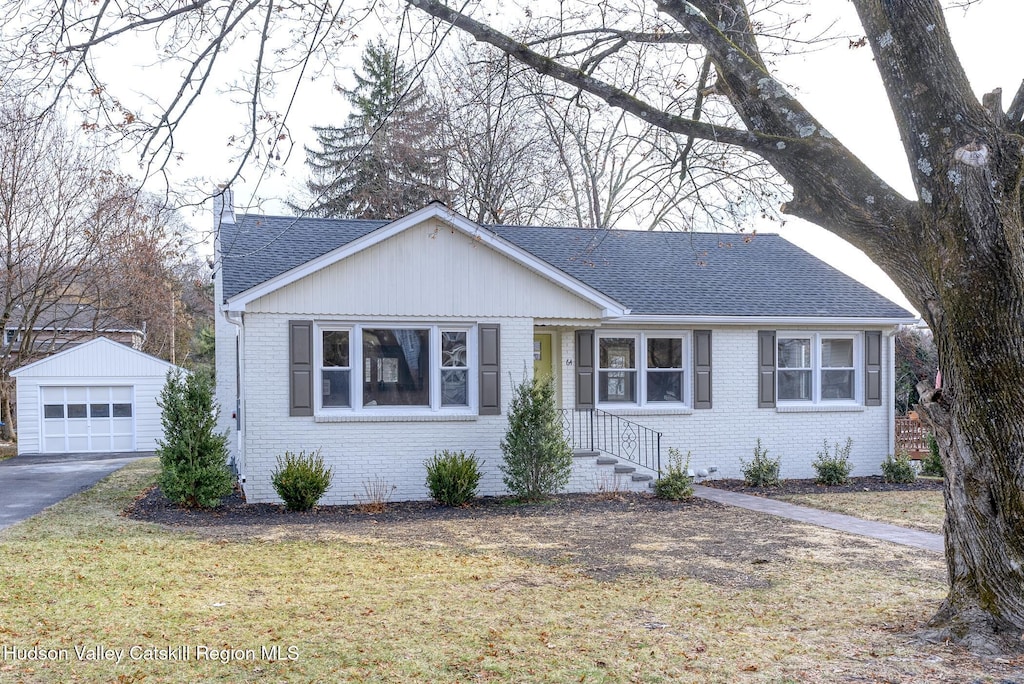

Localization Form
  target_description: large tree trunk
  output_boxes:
[0,380,15,442]
[912,244,1024,652]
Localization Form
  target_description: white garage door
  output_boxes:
[41,386,135,453]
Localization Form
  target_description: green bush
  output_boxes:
[921,432,944,477]
[271,449,333,512]
[156,369,233,508]
[812,437,853,486]
[500,375,573,501]
[425,450,482,506]
[881,451,917,484]
[653,448,694,500]
[741,438,781,487]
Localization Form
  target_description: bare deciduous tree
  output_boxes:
[0,103,209,438]
[0,103,137,438]
[433,41,566,225]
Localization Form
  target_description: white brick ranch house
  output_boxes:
[214,194,917,504]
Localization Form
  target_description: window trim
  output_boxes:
[776,331,861,405]
[313,323,477,415]
[595,331,691,408]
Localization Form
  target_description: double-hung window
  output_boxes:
[317,324,474,413]
[646,337,685,403]
[777,333,858,404]
[321,330,351,407]
[599,337,637,403]
[597,333,688,406]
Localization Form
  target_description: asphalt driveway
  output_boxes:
[0,451,151,531]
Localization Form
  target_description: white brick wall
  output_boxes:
[557,326,896,482]
[239,314,541,504]
[213,266,241,472]
[232,315,896,503]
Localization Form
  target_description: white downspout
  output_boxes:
[221,308,244,478]
[887,328,897,457]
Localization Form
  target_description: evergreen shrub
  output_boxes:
[271,449,333,511]
[812,438,853,486]
[425,450,482,506]
[156,369,233,508]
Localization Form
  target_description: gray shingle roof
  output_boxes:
[220,213,914,320]
[220,215,388,301]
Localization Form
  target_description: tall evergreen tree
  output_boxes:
[301,40,449,219]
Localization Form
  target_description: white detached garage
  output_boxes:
[11,337,179,454]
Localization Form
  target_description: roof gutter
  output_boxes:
[602,314,920,326]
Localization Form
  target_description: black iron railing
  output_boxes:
[559,408,662,475]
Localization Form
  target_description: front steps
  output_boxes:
[574,450,656,493]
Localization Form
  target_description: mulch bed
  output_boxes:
[124,484,720,529]
[703,474,944,497]
[124,475,944,529]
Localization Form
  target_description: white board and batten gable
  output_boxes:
[11,337,181,455]
[226,204,628,320]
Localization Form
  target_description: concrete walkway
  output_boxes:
[694,485,944,553]
[0,451,151,531]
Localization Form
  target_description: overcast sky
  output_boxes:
[109,1,1020,315]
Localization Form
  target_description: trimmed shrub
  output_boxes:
[813,437,853,486]
[921,433,944,477]
[653,448,694,500]
[271,449,333,511]
[741,438,781,487]
[881,451,917,484]
[425,450,482,506]
[156,369,233,508]
[500,374,573,501]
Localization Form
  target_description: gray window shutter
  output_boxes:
[289,320,314,417]
[865,330,882,407]
[758,330,776,408]
[693,330,712,409]
[478,324,501,415]
[575,330,595,409]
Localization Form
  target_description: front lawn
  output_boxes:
[0,460,1012,683]
[778,490,945,535]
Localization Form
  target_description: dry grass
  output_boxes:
[0,442,16,462]
[779,491,945,535]
[0,460,1015,683]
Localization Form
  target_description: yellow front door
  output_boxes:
[533,333,553,382]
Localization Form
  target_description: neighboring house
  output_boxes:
[2,303,145,356]
[10,337,180,454]
[214,193,917,504]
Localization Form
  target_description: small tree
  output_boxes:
[500,375,572,501]
[156,369,233,508]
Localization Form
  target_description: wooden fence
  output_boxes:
[895,416,928,457]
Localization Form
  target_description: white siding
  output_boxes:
[12,338,175,378]
[247,219,605,320]
[12,338,178,455]
[15,380,40,454]
[15,375,167,454]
